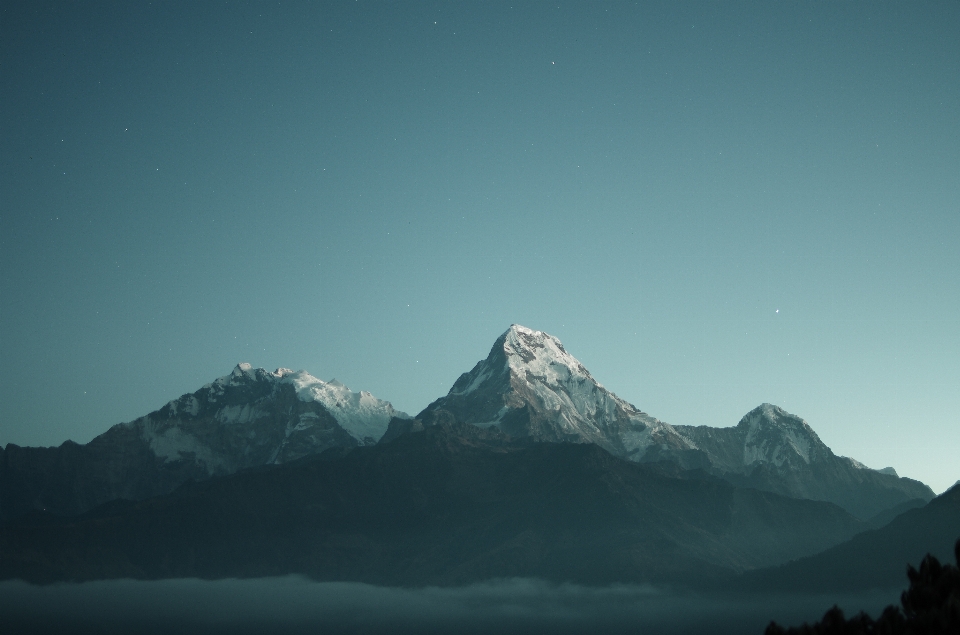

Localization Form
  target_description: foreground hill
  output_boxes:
[766,538,960,634]
[0,364,407,522]
[740,483,960,593]
[0,423,866,586]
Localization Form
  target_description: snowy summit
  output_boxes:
[136,363,409,475]
[419,324,694,461]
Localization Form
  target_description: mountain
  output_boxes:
[0,422,867,587]
[0,364,408,522]
[673,404,934,519]
[1,324,934,531]
[386,325,933,519]
[388,325,699,464]
[739,484,960,593]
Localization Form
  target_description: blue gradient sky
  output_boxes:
[2,2,958,493]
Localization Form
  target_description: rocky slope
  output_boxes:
[674,404,934,519]
[0,364,408,521]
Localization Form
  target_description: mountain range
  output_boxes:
[0,325,947,588]
[0,422,868,586]
[397,326,931,519]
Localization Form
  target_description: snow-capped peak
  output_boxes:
[174,364,408,445]
[739,403,827,466]
[500,325,644,421]
[279,370,409,442]
[427,325,692,460]
[231,362,256,378]
[502,325,595,387]
[201,362,264,392]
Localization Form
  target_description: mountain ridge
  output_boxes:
[673,403,933,519]
[1,325,935,525]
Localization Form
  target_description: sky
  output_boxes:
[1,1,958,494]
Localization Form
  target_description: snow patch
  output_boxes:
[141,420,221,473]
[620,424,654,456]
[216,404,263,425]
[167,395,201,418]
[451,366,494,396]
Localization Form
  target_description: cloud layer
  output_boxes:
[0,577,899,635]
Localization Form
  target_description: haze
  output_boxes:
[0,577,898,635]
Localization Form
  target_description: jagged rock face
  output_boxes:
[674,404,935,519]
[0,364,408,521]
[410,325,696,462]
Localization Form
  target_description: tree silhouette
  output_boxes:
[764,539,960,635]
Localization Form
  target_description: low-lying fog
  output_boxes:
[0,577,899,635]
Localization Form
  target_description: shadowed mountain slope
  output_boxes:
[739,484,960,593]
[0,423,866,587]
